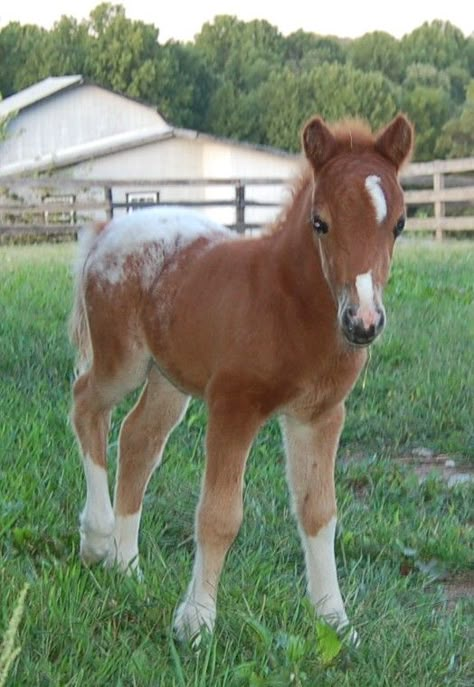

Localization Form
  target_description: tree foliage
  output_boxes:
[350,31,403,82]
[437,81,474,158]
[258,64,398,151]
[85,3,161,97]
[0,6,473,161]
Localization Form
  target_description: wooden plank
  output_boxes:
[0,176,291,189]
[405,188,474,204]
[0,224,77,237]
[111,200,236,209]
[0,199,283,213]
[0,202,108,212]
[404,157,474,176]
[408,217,474,231]
[433,172,444,241]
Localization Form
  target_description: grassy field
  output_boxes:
[0,240,473,686]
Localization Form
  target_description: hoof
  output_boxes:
[173,597,216,645]
[79,514,115,565]
[344,625,360,648]
[318,613,360,648]
[104,547,143,580]
[80,528,114,565]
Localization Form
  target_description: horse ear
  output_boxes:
[375,114,414,171]
[302,117,337,170]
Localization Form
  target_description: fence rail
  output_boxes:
[1,156,473,240]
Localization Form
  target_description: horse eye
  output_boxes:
[394,216,406,238]
[311,214,329,235]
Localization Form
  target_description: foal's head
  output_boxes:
[302,114,414,346]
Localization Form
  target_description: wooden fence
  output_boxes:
[403,157,474,240]
[0,156,473,240]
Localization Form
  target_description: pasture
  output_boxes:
[0,240,473,686]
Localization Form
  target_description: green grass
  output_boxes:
[0,241,473,686]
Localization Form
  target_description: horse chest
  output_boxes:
[285,348,366,420]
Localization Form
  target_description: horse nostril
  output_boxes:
[342,306,356,331]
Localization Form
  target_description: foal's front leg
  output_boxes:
[281,404,350,630]
[174,397,262,642]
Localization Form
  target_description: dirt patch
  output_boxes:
[442,571,474,611]
[398,448,474,487]
[340,447,473,488]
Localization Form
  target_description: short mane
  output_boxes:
[329,118,376,153]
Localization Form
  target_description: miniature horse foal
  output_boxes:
[70,113,414,641]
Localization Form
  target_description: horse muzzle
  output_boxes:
[340,303,385,346]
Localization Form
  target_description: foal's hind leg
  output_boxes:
[281,404,350,631]
[72,348,150,564]
[174,393,262,641]
[112,366,189,572]
[72,371,117,564]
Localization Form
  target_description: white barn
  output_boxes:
[0,76,300,228]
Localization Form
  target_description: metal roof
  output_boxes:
[0,75,83,117]
[0,125,175,177]
[0,75,298,177]
[0,126,298,178]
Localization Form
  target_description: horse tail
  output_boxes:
[69,221,108,376]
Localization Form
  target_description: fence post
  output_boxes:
[235,181,245,233]
[433,168,444,241]
[105,186,113,220]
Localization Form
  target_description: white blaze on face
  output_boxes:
[355,271,378,328]
[365,175,387,224]
[355,271,375,311]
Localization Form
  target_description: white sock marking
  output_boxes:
[82,456,115,533]
[304,517,348,628]
[174,545,216,641]
[365,175,387,223]
[80,456,115,562]
[113,512,142,571]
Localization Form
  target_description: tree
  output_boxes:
[445,64,472,105]
[150,42,215,130]
[284,30,347,70]
[194,15,286,141]
[401,21,469,72]
[401,59,456,160]
[194,15,284,91]
[401,85,452,160]
[258,64,398,151]
[403,63,451,92]
[350,31,404,82]
[0,23,50,96]
[436,81,474,158]
[85,3,160,99]
[45,16,91,77]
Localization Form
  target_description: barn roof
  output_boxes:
[0,125,297,178]
[0,75,83,117]
[0,75,298,178]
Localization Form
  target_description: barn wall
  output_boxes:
[66,137,300,226]
[201,139,301,225]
